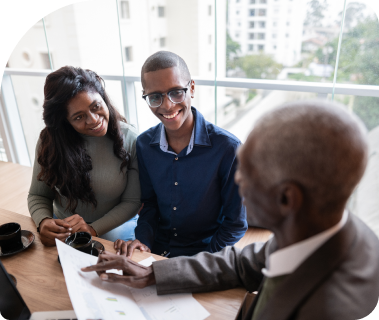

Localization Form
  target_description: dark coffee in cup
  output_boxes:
[0,223,23,254]
[65,232,92,254]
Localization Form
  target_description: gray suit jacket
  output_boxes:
[153,215,379,320]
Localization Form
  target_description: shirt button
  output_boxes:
[175,157,178,160]
[164,251,167,254]
[174,233,177,236]
[173,228,176,230]
[175,182,178,185]
[173,207,177,210]
[161,253,164,256]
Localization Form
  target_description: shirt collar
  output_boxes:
[149,107,212,148]
[159,121,195,156]
[262,210,349,278]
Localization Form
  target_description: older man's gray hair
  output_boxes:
[248,100,368,213]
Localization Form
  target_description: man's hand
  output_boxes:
[39,218,72,246]
[114,239,151,258]
[81,251,156,288]
[63,214,96,236]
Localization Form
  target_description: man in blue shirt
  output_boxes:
[115,51,247,257]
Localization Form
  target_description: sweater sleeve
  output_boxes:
[27,140,55,228]
[90,131,141,236]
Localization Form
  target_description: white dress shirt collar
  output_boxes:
[262,210,348,278]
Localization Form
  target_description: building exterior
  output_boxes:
[227,0,306,67]
[6,0,227,162]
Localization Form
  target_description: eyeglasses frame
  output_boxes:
[142,80,192,108]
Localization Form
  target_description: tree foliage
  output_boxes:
[235,53,283,80]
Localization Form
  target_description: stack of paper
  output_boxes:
[56,240,210,320]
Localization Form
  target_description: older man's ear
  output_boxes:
[277,182,304,218]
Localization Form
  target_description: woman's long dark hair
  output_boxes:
[37,66,130,213]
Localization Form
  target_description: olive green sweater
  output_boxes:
[28,122,141,236]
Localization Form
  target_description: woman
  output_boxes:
[28,66,140,246]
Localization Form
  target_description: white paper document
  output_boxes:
[56,240,210,320]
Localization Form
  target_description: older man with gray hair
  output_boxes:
[83,100,379,320]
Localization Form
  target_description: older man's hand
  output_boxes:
[81,251,156,288]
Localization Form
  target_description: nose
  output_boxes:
[160,93,175,111]
[86,111,98,125]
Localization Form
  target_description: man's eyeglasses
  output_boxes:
[142,80,191,108]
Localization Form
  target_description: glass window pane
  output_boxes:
[336,1,379,86]
[0,131,7,162]
[219,89,317,142]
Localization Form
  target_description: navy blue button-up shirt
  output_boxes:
[135,107,247,257]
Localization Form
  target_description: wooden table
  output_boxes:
[0,208,247,319]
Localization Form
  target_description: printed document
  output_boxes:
[56,240,210,320]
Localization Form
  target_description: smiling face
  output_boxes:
[143,67,195,135]
[66,91,109,137]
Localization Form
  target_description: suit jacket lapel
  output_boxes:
[254,215,358,320]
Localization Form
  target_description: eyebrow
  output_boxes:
[70,100,98,119]
[144,85,187,96]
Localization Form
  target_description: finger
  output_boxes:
[126,241,143,258]
[47,223,70,234]
[55,219,72,230]
[100,273,150,289]
[120,241,130,256]
[81,258,123,272]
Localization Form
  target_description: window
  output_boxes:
[120,1,130,19]
[286,33,289,38]
[250,0,256,3]
[158,6,165,17]
[273,21,277,27]
[260,0,267,3]
[236,10,240,15]
[258,33,265,40]
[273,45,277,50]
[258,21,266,28]
[235,32,240,38]
[286,21,290,26]
[159,37,166,47]
[249,21,255,28]
[249,33,255,40]
[124,46,133,61]
[208,35,212,44]
[208,5,212,16]
[249,44,254,51]
[40,52,53,69]
[258,45,264,51]
[208,63,212,72]
[258,9,266,16]
[249,9,255,16]
[272,33,277,39]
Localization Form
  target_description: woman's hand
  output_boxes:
[39,218,72,246]
[114,239,151,258]
[63,214,97,236]
[81,251,156,288]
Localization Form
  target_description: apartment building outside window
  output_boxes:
[159,37,166,47]
[249,33,255,39]
[208,62,212,72]
[260,0,267,3]
[248,44,254,51]
[208,35,212,44]
[258,33,265,39]
[258,45,264,51]
[250,0,256,3]
[258,21,266,28]
[124,46,133,61]
[158,6,165,17]
[208,5,212,16]
[120,1,130,19]
[258,9,266,16]
[249,9,255,16]
[249,21,255,28]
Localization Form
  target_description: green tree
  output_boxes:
[235,53,282,80]
[304,0,328,28]
[226,32,241,71]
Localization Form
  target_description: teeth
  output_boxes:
[92,120,102,130]
[163,111,179,119]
